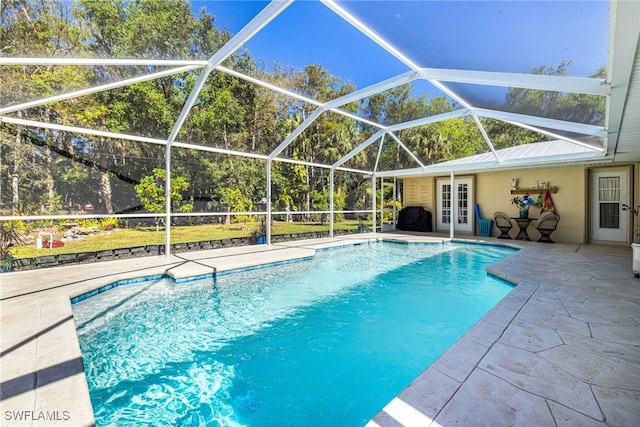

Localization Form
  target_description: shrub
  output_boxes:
[101,217,119,230]
[1,221,28,272]
[77,218,100,228]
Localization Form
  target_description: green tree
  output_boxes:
[482,118,548,150]
[278,65,357,216]
[309,186,347,224]
[135,168,193,231]
[74,0,231,213]
[219,187,254,226]
[0,0,91,214]
[505,61,606,126]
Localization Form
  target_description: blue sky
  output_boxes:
[189,1,609,103]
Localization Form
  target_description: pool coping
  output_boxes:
[1,232,638,426]
[0,234,385,427]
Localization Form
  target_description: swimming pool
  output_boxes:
[73,242,515,426]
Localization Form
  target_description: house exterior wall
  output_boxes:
[403,176,435,210]
[475,167,585,243]
[402,165,630,244]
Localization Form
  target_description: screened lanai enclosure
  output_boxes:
[1,0,639,256]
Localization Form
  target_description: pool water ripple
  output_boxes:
[73,242,515,426]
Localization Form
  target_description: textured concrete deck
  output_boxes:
[1,233,638,426]
[369,237,640,427]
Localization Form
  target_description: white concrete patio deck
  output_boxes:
[1,232,638,426]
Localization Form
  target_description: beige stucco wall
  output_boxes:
[403,167,587,243]
[403,176,436,211]
[402,163,639,244]
[475,168,586,243]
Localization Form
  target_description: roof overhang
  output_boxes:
[605,0,640,161]
[375,140,613,178]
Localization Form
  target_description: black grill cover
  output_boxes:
[397,206,432,232]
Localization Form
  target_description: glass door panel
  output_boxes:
[591,171,627,242]
[437,178,472,232]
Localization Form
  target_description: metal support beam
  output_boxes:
[473,108,606,137]
[321,0,421,71]
[379,178,383,231]
[472,115,501,162]
[166,1,292,151]
[329,169,335,238]
[373,134,386,172]
[268,72,420,164]
[276,155,369,174]
[333,130,385,169]
[267,160,272,245]
[0,117,379,177]
[323,71,420,110]
[387,132,425,168]
[418,67,609,96]
[385,109,470,133]
[164,146,172,255]
[505,121,605,152]
[269,108,325,160]
[450,170,455,239]
[372,174,377,235]
[393,178,397,230]
[0,58,207,66]
[221,67,383,128]
[1,116,274,159]
[162,0,292,256]
[322,0,479,124]
[1,65,200,114]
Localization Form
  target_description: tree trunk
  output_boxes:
[10,114,22,214]
[223,124,229,150]
[97,137,115,214]
[44,144,55,212]
[11,154,19,215]
[100,170,113,214]
[43,110,56,213]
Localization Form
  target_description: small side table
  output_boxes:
[511,217,536,241]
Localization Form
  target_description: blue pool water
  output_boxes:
[73,242,515,426]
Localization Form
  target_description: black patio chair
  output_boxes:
[494,212,513,239]
[536,213,560,243]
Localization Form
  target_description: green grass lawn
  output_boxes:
[10,221,361,259]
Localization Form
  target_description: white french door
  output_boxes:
[591,170,628,242]
[437,178,473,232]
